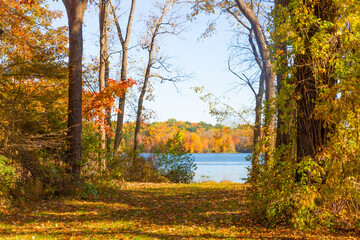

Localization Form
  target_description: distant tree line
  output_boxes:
[120,119,253,154]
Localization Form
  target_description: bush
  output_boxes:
[0,155,18,206]
[153,131,197,183]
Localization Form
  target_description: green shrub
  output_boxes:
[153,131,197,183]
[0,155,18,206]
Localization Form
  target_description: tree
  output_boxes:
[225,1,266,176]
[233,0,275,165]
[110,0,137,153]
[133,0,187,156]
[190,0,275,174]
[98,0,109,167]
[291,0,339,182]
[62,0,88,180]
[0,0,68,149]
[0,0,69,196]
[251,0,360,228]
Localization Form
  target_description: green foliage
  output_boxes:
[154,131,197,183]
[78,182,98,199]
[0,155,18,206]
[81,122,109,178]
[250,156,324,229]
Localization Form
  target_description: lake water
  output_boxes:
[193,153,251,183]
[142,153,251,183]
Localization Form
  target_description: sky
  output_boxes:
[48,0,254,125]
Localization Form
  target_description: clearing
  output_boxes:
[0,182,358,239]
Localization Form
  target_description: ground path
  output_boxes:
[0,182,358,239]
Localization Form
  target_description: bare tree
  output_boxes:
[228,58,264,177]
[62,0,88,180]
[191,0,275,170]
[133,0,187,156]
[233,0,276,165]
[224,0,266,176]
[110,0,137,153]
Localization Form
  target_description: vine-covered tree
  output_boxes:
[252,0,360,229]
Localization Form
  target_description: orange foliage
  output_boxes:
[121,120,253,153]
[83,78,136,133]
[0,0,69,150]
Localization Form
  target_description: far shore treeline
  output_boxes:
[119,119,253,153]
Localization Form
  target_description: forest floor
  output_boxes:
[0,182,359,239]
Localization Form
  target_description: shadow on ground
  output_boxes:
[0,182,359,239]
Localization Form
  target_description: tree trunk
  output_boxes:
[105,57,112,153]
[113,76,126,153]
[252,72,265,178]
[133,56,152,155]
[263,69,276,166]
[112,0,137,153]
[294,0,338,182]
[62,0,87,180]
[132,0,177,164]
[98,0,108,168]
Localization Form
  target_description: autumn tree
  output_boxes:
[223,0,268,175]
[274,0,290,151]
[0,0,69,196]
[232,0,275,166]
[252,0,360,228]
[119,120,252,153]
[292,0,340,182]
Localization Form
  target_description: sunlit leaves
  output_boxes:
[2,182,357,239]
[0,0,68,151]
[83,78,136,134]
[258,0,360,229]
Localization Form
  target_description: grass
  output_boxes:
[0,182,359,239]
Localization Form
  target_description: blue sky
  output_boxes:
[48,0,254,125]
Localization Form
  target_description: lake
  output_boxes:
[193,153,251,183]
[142,153,251,183]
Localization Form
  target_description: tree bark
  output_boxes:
[133,50,153,154]
[112,0,137,153]
[62,0,87,180]
[98,0,108,168]
[105,56,112,153]
[132,1,174,159]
